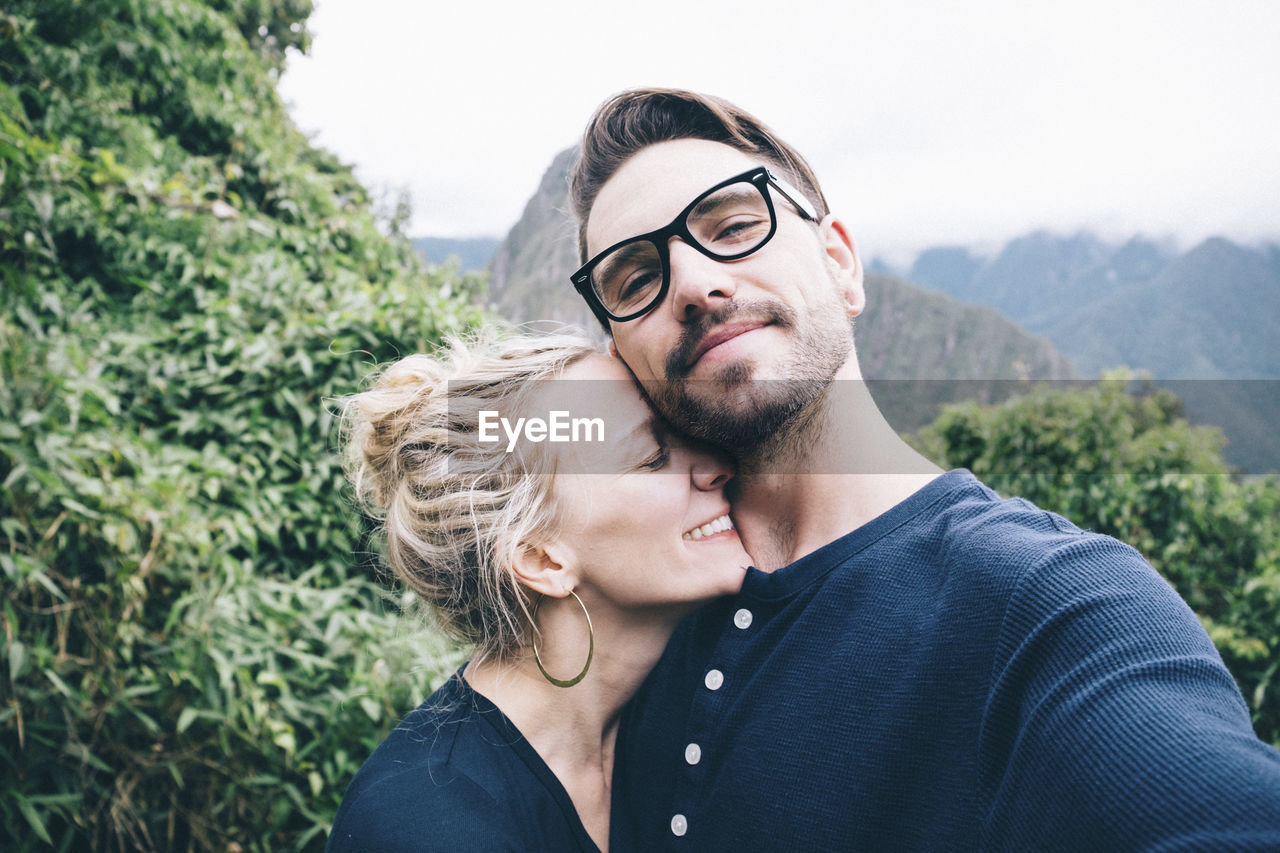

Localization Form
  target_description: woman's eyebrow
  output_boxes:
[613,413,681,468]
[620,412,663,448]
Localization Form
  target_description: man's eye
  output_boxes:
[619,268,661,301]
[709,217,769,245]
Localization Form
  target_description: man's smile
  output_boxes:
[688,321,769,369]
[666,300,797,379]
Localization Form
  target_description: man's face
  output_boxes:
[584,139,864,452]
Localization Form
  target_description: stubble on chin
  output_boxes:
[664,374,824,454]
[644,298,850,455]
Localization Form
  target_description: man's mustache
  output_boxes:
[664,299,798,380]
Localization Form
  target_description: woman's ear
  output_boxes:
[510,541,578,599]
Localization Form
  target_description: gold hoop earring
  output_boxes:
[531,590,594,688]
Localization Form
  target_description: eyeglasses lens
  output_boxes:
[593,240,664,318]
[590,179,774,318]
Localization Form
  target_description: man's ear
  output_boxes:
[510,540,578,599]
[608,339,620,359]
[821,215,865,317]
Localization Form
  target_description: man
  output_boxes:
[566,88,1280,850]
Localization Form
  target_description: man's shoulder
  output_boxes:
[798,470,1161,621]
[925,470,1088,544]
[930,473,1157,585]
[840,469,1122,583]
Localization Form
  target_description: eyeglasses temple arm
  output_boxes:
[765,169,820,222]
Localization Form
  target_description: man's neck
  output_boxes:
[732,362,942,571]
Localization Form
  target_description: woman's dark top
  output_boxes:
[328,670,599,852]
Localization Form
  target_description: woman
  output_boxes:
[329,331,750,852]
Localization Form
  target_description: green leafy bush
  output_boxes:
[1,0,477,848]
[912,379,1280,746]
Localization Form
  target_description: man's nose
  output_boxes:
[667,238,737,320]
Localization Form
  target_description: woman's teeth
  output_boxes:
[683,514,734,541]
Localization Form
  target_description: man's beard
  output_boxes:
[645,294,852,455]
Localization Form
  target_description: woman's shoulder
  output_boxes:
[329,674,518,838]
[327,672,596,852]
[328,766,519,852]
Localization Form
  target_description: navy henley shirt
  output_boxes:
[610,470,1280,850]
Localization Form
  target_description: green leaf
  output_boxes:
[176,706,199,733]
[43,669,73,698]
[60,497,103,520]
[16,796,53,845]
[6,641,27,682]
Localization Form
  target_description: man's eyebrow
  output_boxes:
[688,184,757,220]
[606,241,655,264]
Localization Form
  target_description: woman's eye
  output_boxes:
[639,447,670,471]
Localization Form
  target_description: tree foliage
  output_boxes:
[912,379,1280,746]
[1,0,479,849]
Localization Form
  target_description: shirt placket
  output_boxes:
[665,603,761,843]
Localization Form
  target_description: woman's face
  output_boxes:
[544,355,750,615]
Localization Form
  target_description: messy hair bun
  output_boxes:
[344,330,599,661]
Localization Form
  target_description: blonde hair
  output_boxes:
[343,330,599,662]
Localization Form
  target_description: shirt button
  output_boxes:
[671,814,688,837]
[733,608,753,629]
[685,743,702,765]
[704,669,724,691]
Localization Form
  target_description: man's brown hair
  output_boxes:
[568,87,830,264]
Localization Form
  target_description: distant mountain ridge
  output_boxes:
[884,231,1280,471]
[412,236,502,272]
[1051,238,1280,379]
[487,147,597,332]
[890,231,1280,379]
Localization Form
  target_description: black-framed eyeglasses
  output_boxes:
[571,166,819,323]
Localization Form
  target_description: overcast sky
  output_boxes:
[278,0,1280,264]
